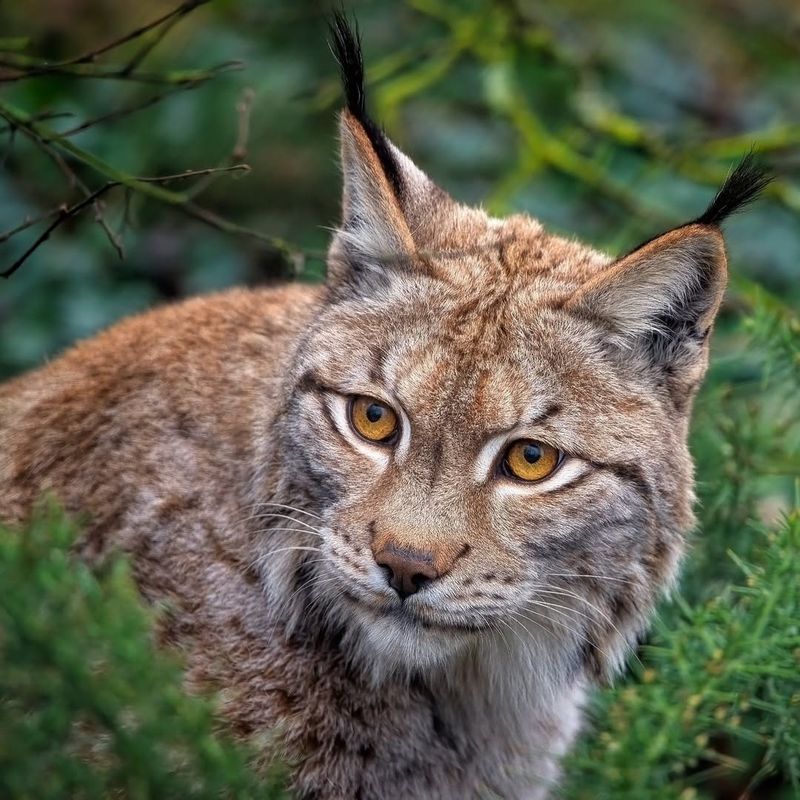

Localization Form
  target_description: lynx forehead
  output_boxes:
[0,12,769,800]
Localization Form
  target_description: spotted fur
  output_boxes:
[0,15,768,800]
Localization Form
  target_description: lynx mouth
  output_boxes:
[340,587,488,634]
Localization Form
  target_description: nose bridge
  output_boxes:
[405,415,476,497]
[371,485,469,575]
[368,438,474,599]
[370,516,470,600]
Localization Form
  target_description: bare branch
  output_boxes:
[1,184,115,279]
[59,83,198,138]
[120,1,200,76]
[137,165,252,183]
[0,3,320,280]
[0,1,211,79]
[233,87,255,162]
[0,205,69,244]
[0,111,74,134]
[186,88,255,199]
[0,57,243,85]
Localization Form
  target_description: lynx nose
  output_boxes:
[373,544,440,600]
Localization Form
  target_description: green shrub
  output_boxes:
[0,505,287,800]
[564,511,800,799]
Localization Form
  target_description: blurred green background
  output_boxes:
[0,1,798,799]
[1,0,799,377]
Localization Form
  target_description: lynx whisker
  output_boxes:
[513,605,613,664]
[546,571,639,586]
[529,585,626,634]
[251,501,323,521]
[265,545,323,557]
[247,511,325,535]
[256,526,325,539]
[529,587,643,668]
[286,570,338,607]
[231,510,320,534]
[505,607,559,642]
[495,615,530,649]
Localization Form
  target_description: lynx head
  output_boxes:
[263,15,769,684]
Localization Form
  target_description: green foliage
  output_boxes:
[0,504,287,800]
[564,512,800,799]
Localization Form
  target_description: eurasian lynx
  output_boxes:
[0,15,769,800]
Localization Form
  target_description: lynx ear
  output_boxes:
[568,225,727,362]
[566,157,770,400]
[326,13,453,290]
[337,110,418,258]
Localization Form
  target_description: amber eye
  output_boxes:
[349,396,399,444]
[501,440,561,482]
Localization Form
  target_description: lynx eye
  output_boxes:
[501,440,561,482]
[348,396,399,444]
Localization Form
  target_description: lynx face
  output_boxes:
[279,223,684,676]
[259,18,768,680]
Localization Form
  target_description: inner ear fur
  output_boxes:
[337,110,417,258]
[566,224,727,394]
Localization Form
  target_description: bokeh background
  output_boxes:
[0,1,798,798]
[1,0,800,376]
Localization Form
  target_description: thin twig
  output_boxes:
[0,110,74,135]
[233,87,255,162]
[180,202,325,265]
[0,0,210,78]
[186,87,255,199]
[0,57,243,85]
[0,205,69,244]
[59,83,198,138]
[137,165,251,183]
[1,185,115,279]
[120,3,196,76]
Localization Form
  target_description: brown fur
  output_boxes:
[0,19,764,799]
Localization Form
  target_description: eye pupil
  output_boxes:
[366,404,384,423]
[523,444,541,463]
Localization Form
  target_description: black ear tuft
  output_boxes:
[327,11,403,195]
[328,11,366,122]
[694,153,772,227]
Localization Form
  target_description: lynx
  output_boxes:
[0,15,769,800]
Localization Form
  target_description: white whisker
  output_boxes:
[264,545,323,557]
[546,571,639,586]
[250,501,323,520]
[495,615,528,649]
[528,585,627,635]
[250,511,325,536]
[505,607,554,640]
[512,604,614,663]
[256,526,325,538]
[527,587,643,669]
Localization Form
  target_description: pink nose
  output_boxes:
[372,543,441,599]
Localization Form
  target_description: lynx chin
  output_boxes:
[0,13,770,800]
